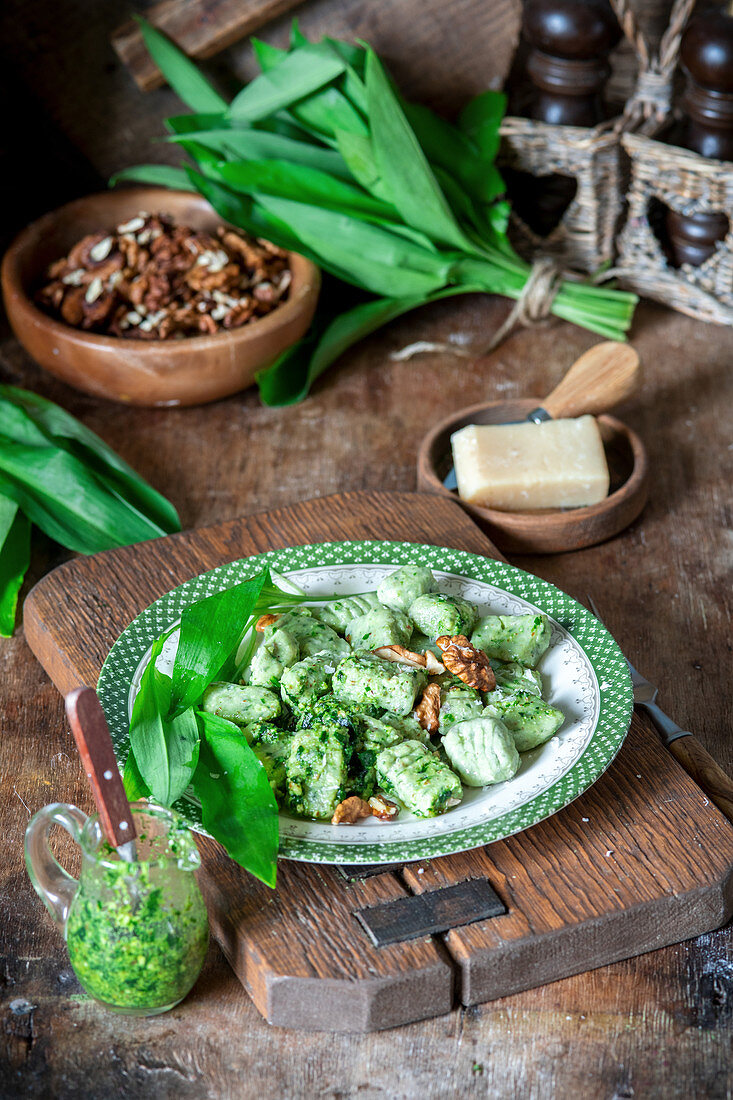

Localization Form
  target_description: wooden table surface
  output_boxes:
[1,295,732,1099]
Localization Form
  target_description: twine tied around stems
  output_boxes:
[482,257,564,354]
[389,257,564,363]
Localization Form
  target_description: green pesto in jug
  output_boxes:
[65,847,208,1011]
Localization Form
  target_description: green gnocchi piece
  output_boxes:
[377,565,436,612]
[438,686,484,735]
[297,694,361,739]
[346,606,413,650]
[253,739,291,801]
[286,726,350,820]
[201,682,281,727]
[380,711,430,744]
[442,715,520,786]
[245,720,288,745]
[249,627,299,689]
[280,655,335,708]
[410,631,443,659]
[408,592,478,639]
[316,592,381,632]
[357,714,404,752]
[357,711,429,752]
[490,660,543,697]
[376,740,462,818]
[332,653,427,716]
[471,614,551,668]
[269,609,350,662]
[484,691,564,752]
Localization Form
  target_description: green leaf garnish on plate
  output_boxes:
[194,712,279,889]
[122,566,326,885]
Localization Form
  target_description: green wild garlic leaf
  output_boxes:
[0,386,180,537]
[128,634,200,806]
[168,568,271,716]
[135,17,228,113]
[194,711,279,888]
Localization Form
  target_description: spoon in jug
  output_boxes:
[65,686,138,863]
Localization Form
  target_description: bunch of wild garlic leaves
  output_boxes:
[118,19,637,404]
[0,385,180,635]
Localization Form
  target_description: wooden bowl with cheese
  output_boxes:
[417,398,649,555]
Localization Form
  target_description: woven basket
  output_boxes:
[499,0,697,276]
[499,117,623,272]
[613,131,733,326]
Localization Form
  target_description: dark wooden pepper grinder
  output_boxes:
[523,0,622,127]
[666,9,733,267]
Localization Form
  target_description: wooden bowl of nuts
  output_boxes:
[1,187,321,407]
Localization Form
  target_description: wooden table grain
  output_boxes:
[1,295,732,1097]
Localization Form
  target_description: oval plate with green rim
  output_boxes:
[97,540,633,865]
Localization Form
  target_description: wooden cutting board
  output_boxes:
[23,491,733,1032]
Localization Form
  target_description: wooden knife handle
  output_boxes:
[65,687,137,848]
[542,341,641,419]
[668,735,733,825]
[112,0,308,93]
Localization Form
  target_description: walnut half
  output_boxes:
[435,635,496,692]
[368,795,399,820]
[331,796,373,825]
[255,613,280,633]
[372,644,445,674]
[414,682,441,735]
[372,644,426,668]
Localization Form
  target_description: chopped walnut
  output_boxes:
[223,300,255,329]
[368,795,399,820]
[435,635,496,692]
[67,233,108,271]
[415,682,441,734]
[59,287,86,327]
[36,212,291,340]
[255,613,280,632]
[372,644,427,668]
[331,796,373,825]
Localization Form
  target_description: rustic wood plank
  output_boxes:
[112,0,308,93]
[197,838,453,1031]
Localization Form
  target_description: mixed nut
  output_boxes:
[36,212,291,339]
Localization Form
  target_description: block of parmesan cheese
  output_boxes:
[451,415,610,511]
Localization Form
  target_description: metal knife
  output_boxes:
[587,596,733,824]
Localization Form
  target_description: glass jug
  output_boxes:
[25,801,209,1016]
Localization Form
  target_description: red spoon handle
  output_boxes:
[65,686,137,848]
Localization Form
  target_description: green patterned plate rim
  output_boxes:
[97,540,633,864]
